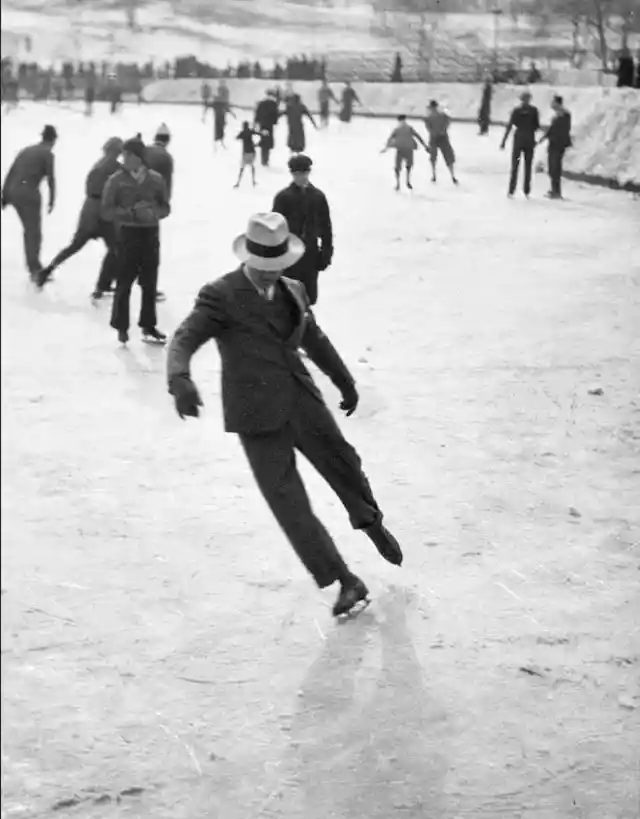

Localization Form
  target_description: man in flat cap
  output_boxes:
[167,211,403,618]
[272,154,333,306]
[101,136,170,345]
[37,136,123,295]
[1,124,57,279]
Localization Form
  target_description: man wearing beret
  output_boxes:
[101,136,170,345]
[271,154,332,306]
[166,211,403,618]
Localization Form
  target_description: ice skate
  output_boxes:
[142,328,167,345]
[117,329,129,345]
[364,519,403,566]
[333,576,370,619]
[155,291,167,303]
[35,265,54,289]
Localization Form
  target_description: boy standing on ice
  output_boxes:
[424,100,459,185]
[381,115,428,191]
[233,121,259,188]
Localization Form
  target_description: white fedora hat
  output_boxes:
[232,212,305,272]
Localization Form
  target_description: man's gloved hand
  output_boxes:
[339,382,359,417]
[133,201,157,224]
[317,247,333,272]
[169,375,203,419]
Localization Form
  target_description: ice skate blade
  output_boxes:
[336,597,371,622]
[142,337,166,346]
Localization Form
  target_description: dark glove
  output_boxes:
[339,382,359,417]
[169,376,203,419]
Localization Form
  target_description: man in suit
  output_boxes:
[272,154,331,305]
[501,90,540,198]
[538,95,572,200]
[166,212,403,618]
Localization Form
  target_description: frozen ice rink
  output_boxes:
[2,101,640,818]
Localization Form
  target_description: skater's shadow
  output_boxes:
[22,286,90,318]
[285,586,449,818]
[114,344,169,411]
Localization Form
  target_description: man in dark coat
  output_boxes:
[253,89,280,166]
[284,94,316,154]
[477,75,492,135]
[166,211,403,618]
[272,153,332,306]
[538,95,572,200]
[145,123,174,302]
[501,90,540,198]
[1,124,57,279]
[37,136,122,294]
[338,81,360,123]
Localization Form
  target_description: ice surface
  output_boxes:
[1,102,640,818]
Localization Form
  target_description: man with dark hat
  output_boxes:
[538,95,572,200]
[501,90,540,198]
[166,211,403,619]
[271,154,332,306]
[37,136,123,295]
[101,136,170,345]
[1,124,57,279]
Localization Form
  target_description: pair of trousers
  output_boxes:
[239,385,381,589]
[547,146,566,196]
[509,142,534,195]
[110,226,159,332]
[12,196,42,274]
[50,218,117,291]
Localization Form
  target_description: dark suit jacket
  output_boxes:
[272,182,333,275]
[166,267,355,435]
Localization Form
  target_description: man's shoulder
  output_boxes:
[198,268,243,299]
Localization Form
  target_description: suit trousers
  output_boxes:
[509,142,534,195]
[12,196,42,274]
[239,384,381,589]
[50,217,117,292]
[547,146,566,196]
[110,226,159,332]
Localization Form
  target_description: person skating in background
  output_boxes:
[338,81,360,123]
[425,100,459,185]
[381,114,428,192]
[477,75,492,135]
[272,153,332,306]
[318,79,338,128]
[84,76,96,117]
[538,95,572,200]
[106,73,122,114]
[285,94,317,154]
[212,91,236,150]
[254,89,280,167]
[501,90,540,198]
[200,79,212,122]
[101,137,170,346]
[37,137,123,295]
[233,121,259,188]
[166,211,403,619]
[1,124,57,280]
[145,123,174,303]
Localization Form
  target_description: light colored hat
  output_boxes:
[156,122,170,138]
[232,212,305,272]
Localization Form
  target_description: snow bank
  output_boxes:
[144,79,640,188]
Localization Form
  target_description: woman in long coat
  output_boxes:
[285,94,317,153]
[477,77,493,135]
[338,82,360,123]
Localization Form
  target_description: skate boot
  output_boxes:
[155,291,167,303]
[364,519,403,566]
[35,265,54,289]
[333,575,370,618]
[117,329,129,345]
[142,327,167,345]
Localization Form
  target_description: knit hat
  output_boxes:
[155,122,170,139]
[103,136,124,154]
[41,124,58,142]
[288,153,312,173]
[122,137,147,162]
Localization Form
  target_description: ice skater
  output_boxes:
[254,89,280,167]
[381,115,428,191]
[272,153,333,306]
[338,81,360,124]
[318,79,338,128]
[212,92,236,150]
[477,75,492,135]
[200,80,212,122]
[538,95,572,200]
[501,90,540,198]
[284,94,317,154]
[144,123,174,303]
[425,100,459,185]
[166,211,403,618]
[37,137,123,296]
[84,77,96,117]
[233,121,259,188]
[106,73,122,115]
[101,137,170,345]
[1,124,57,280]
